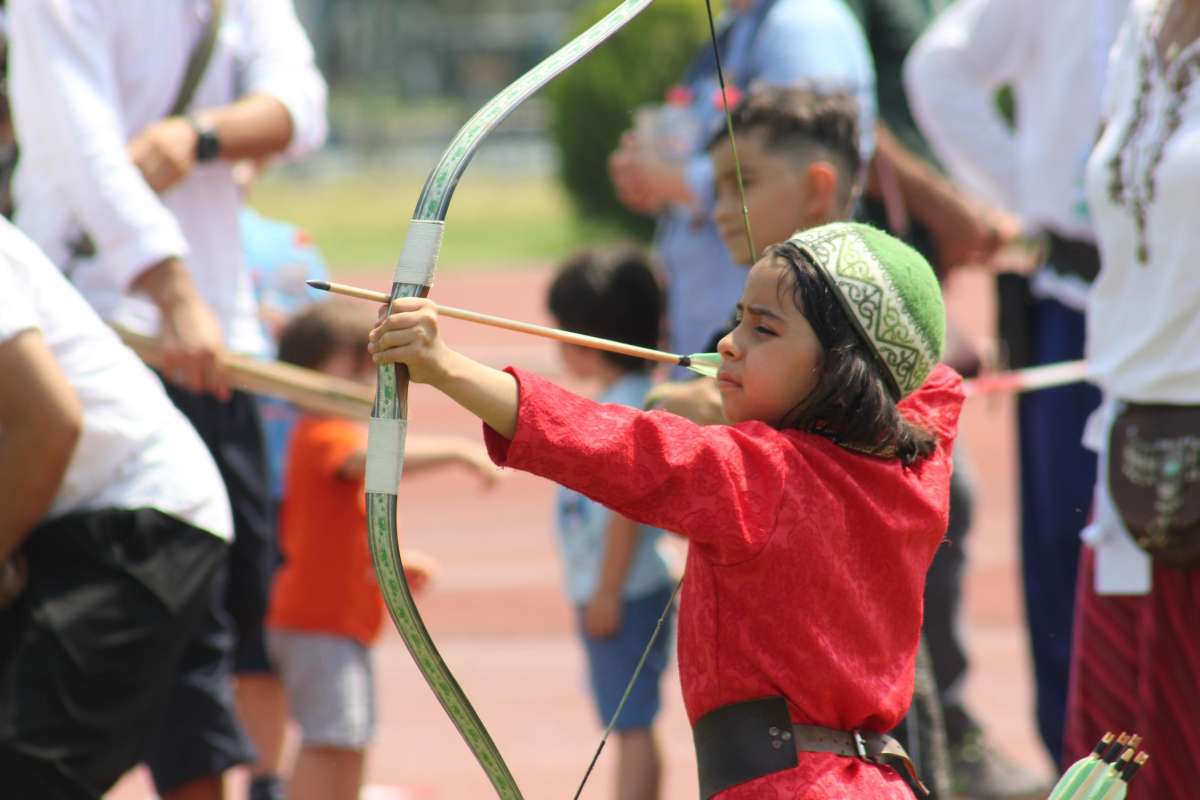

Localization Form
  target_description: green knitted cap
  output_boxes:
[787,222,945,398]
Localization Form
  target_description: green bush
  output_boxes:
[547,0,714,239]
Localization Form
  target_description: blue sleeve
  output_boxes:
[684,152,716,210]
[751,0,877,159]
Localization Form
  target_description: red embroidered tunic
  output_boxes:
[485,365,964,798]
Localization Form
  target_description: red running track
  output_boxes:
[108,267,1051,798]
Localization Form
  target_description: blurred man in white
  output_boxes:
[8,2,327,798]
[903,0,1128,770]
[608,0,876,369]
[0,217,233,800]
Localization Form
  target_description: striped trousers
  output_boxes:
[1063,547,1200,798]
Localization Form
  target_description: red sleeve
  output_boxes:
[485,368,824,564]
[291,417,367,480]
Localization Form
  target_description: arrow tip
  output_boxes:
[307,279,331,291]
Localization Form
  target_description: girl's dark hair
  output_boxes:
[768,241,937,466]
[547,245,663,373]
[277,301,373,372]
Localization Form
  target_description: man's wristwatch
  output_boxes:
[186,115,221,163]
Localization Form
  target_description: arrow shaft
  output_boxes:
[316,279,685,366]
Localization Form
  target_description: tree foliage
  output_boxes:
[547,0,713,239]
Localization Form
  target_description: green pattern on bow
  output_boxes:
[366,3,656,797]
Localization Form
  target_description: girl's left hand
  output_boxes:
[369,297,453,386]
[371,299,521,439]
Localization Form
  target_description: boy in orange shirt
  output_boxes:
[264,302,494,800]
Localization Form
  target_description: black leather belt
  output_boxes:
[692,696,929,798]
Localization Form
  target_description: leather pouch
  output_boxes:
[1108,402,1200,567]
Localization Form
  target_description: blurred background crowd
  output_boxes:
[0,1,1195,799]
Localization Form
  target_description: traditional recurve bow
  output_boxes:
[365,3,656,797]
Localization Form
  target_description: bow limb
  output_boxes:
[365,2,655,797]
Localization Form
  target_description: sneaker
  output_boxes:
[949,735,1054,800]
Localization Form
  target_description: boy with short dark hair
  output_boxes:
[650,84,862,420]
[709,84,862,267]
[547,247,677,800]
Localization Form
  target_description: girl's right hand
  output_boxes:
[368,297,454,386]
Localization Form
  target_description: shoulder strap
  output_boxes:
[168,0,226,117]
[63,0,227,268]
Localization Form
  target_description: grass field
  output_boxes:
[249,167,628,274]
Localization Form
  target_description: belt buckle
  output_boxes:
[852,730,868,760]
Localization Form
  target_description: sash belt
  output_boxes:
[693,697,929,799]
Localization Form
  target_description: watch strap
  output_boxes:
[186,115,221,162]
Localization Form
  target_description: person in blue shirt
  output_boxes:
[609,0,875,372]
[240,204,332,511]
[236,199,335,800]
[546,246,677,800]
[242,206,331,346]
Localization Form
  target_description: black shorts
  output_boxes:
[161,382,276,673]
[142,544,256,794]
[0,508,232,799]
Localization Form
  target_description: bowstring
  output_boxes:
[572,577,683,800]
[705,0,756,264]
[573,4,747,796]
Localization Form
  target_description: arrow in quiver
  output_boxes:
[1048,731,1150,800]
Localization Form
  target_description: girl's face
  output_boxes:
[716,256,824,426]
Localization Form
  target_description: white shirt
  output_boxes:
[903,0,1127,245]
[1085,0,1200,404]
[8,0,327,356]
[0,219,233,540]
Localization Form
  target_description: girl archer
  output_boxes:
[368,222,963,799]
